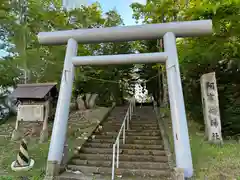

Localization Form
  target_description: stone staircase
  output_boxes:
[59,106,172,180]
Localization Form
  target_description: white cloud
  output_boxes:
[131,0,146,5]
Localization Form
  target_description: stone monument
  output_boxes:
[200,72,223,144]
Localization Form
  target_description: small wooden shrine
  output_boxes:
[11,83,58,142]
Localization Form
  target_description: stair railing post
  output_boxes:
[112,143,116,180]
[112,96,134,179]
[129,103,131,118]
[127,111,129,130]
[116,140,120,168]
[123,122,126,144]
[130,102,133,116]
[132,99,134,114]
[134,98,136,109]
[129,108,131,122]
[129,107,130,121]
[130,103,132,118]
[133,100,134,112]
[130,99,133,115]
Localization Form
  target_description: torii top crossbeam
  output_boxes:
[37,20,212,45]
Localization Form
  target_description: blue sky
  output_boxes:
[95,0,146,25]
[0,41,8,57]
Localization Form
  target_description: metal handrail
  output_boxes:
[111,97,135,180]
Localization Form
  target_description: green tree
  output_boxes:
[1,0,135,109]
[73,9,135,106]
[131,0,240,136]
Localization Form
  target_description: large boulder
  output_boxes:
[76,93,98,110]
[76,95,86,110]
[87,93,98,109]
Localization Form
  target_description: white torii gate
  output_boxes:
[38,20,212,178]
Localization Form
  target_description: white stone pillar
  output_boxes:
[164,32,193,178]
[200,72,223,144]
[46,39,78,175]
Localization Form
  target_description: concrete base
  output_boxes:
[11,159,34,171]
[61,143,69,168]
[209,139,224,146]
[173,168,185,180]
[39,129,49,143]
[44,161,61,180]
[11,129,21,141]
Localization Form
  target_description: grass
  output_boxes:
[0,118,51,180]
[0,140,48,180]
[188,120,240,180]
[162,108,240,180]
[0,107,110,180]
[0,119,91,180]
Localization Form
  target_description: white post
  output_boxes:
[116,141,119,168]
[129,104,131,117]
[47,39,78,166]
[164,32,193,178]
[131,101,133,114]
[123,123,126,144]
[126,112,129,130]
[112,144,116,180]
[129,106,131,120]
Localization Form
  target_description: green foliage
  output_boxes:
[0,0,135,107]
[179,0,240,137]
[131,0,240,136]
[0,177,13,180]
[72,9,135,105]
[73,49,135,105]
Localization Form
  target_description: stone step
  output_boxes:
[127,129,161,133]
[70,159,169,170]
[130,126,159,130]
[102,131,161,136]
[100,124,121,131]
[95,134,161,140]
[98,130,162,136]
[107,118,157,124]
[130,121,158,125]
[80,147,166,156]
[60,107,171,180]
[102,126,159,131]
[89,138,163,145]
[130,120,157,123]
[84,142,164,150]
[74,153,168,162]
[58,172,86,180]
[105,119,156,123]
[130,123,158,127]
[59,172,169,180]
[67,165,171,177]
[108,124,158,128]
